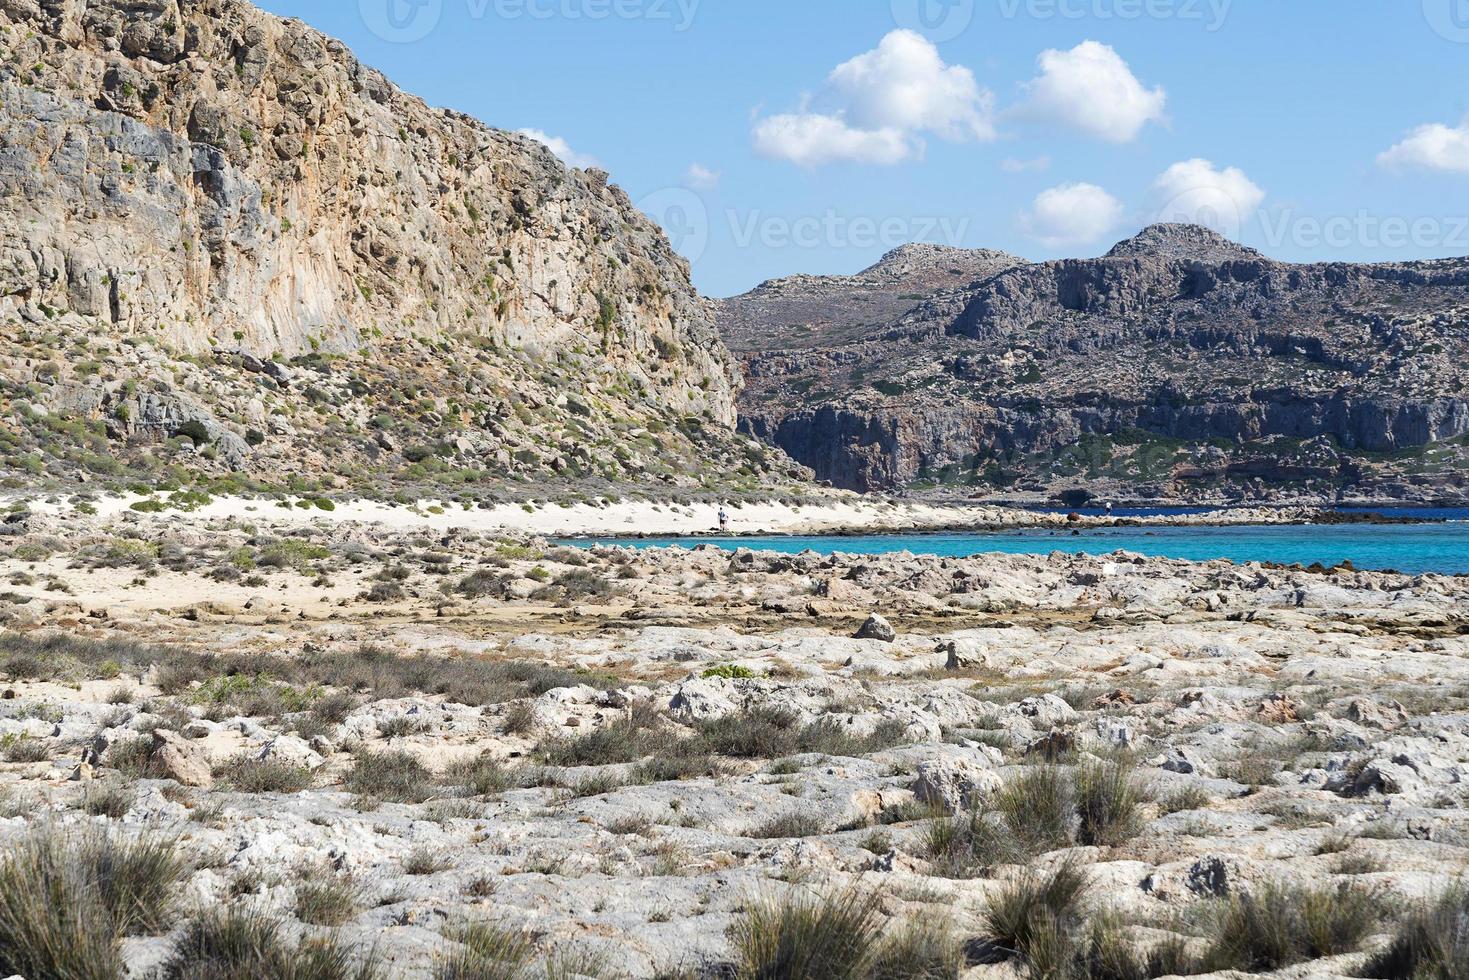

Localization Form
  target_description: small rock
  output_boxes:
[1159,746,1211,776]
[1091,689,1136,709]
[855,614,896,643]
[150,730,212,788]
[1346,698,1410,731]
[1187,856,1232,897]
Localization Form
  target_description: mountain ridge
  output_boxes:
[721,225,1469,501]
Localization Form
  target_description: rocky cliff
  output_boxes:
[721,226,1469,502]
[0,0,796,495]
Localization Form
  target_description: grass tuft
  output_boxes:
[1206,881,1380,972]
[345,750,434,804]
[0,828,190,980]
[160,907,383,980]
[980,859,1090,965]
[730,887,886,980]
[1362,883,1469,979]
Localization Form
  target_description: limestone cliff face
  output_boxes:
[0,0,794,492]
[0,0,733,422]
[723,226,1469,502]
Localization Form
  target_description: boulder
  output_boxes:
[855,614,896,643]
[1346,698,1410,731]
[912,753,1001,814]
[257,735,324,770]
[150,729,212,788]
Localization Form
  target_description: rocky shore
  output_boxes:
[0,506,1466,977]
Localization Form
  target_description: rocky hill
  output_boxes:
[721,225,1469,502]
[0,0,800,498]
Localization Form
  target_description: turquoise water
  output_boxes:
[565,522,1469,575]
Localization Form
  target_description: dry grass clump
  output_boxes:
[0,828,190,980]
[1203,881,1380,972]
[980,859,1091,969]
[924,762,1150,878]
[434,920,535,980]
[295,875,363,927]
[1364,883,1469,979]
[159,907,383,980]
[697,707,909,761]
[345,750,434,803]
[538,701,664,767]
[730,886,961,980]
[0,631,617,711]
[216,755,314,794]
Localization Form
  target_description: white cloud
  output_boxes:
[1149,159,1266,236]
[1378,119,1469,174]
[1001,155,1051,174]
[828,29,995,141]
[684,163,722,189]
[1018,41,1166,143]
[516,129,600,170]
[752,30,994,167]
[752,114,915,168]
[1020,182,1124,248]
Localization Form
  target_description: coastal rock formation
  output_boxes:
[720,225,1469,501]
[0,0,799,492]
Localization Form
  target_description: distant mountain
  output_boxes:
[717,244,1024,354]
[0,0,800,496]
[719,225,1469,502]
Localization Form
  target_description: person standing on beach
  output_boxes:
[718,506,729,533]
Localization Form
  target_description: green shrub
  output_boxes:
[702,665,759,680]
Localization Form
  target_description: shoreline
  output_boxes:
[9,491,1456,539]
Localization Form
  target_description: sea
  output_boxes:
[562,508,1469,575]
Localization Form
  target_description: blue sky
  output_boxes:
[257,1,1469,296]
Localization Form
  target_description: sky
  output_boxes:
[256,0,1469,297]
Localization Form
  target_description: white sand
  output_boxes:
[23,492,1040,538]
[15,490,1321,539]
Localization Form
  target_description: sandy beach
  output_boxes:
[17,492,1335,539]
